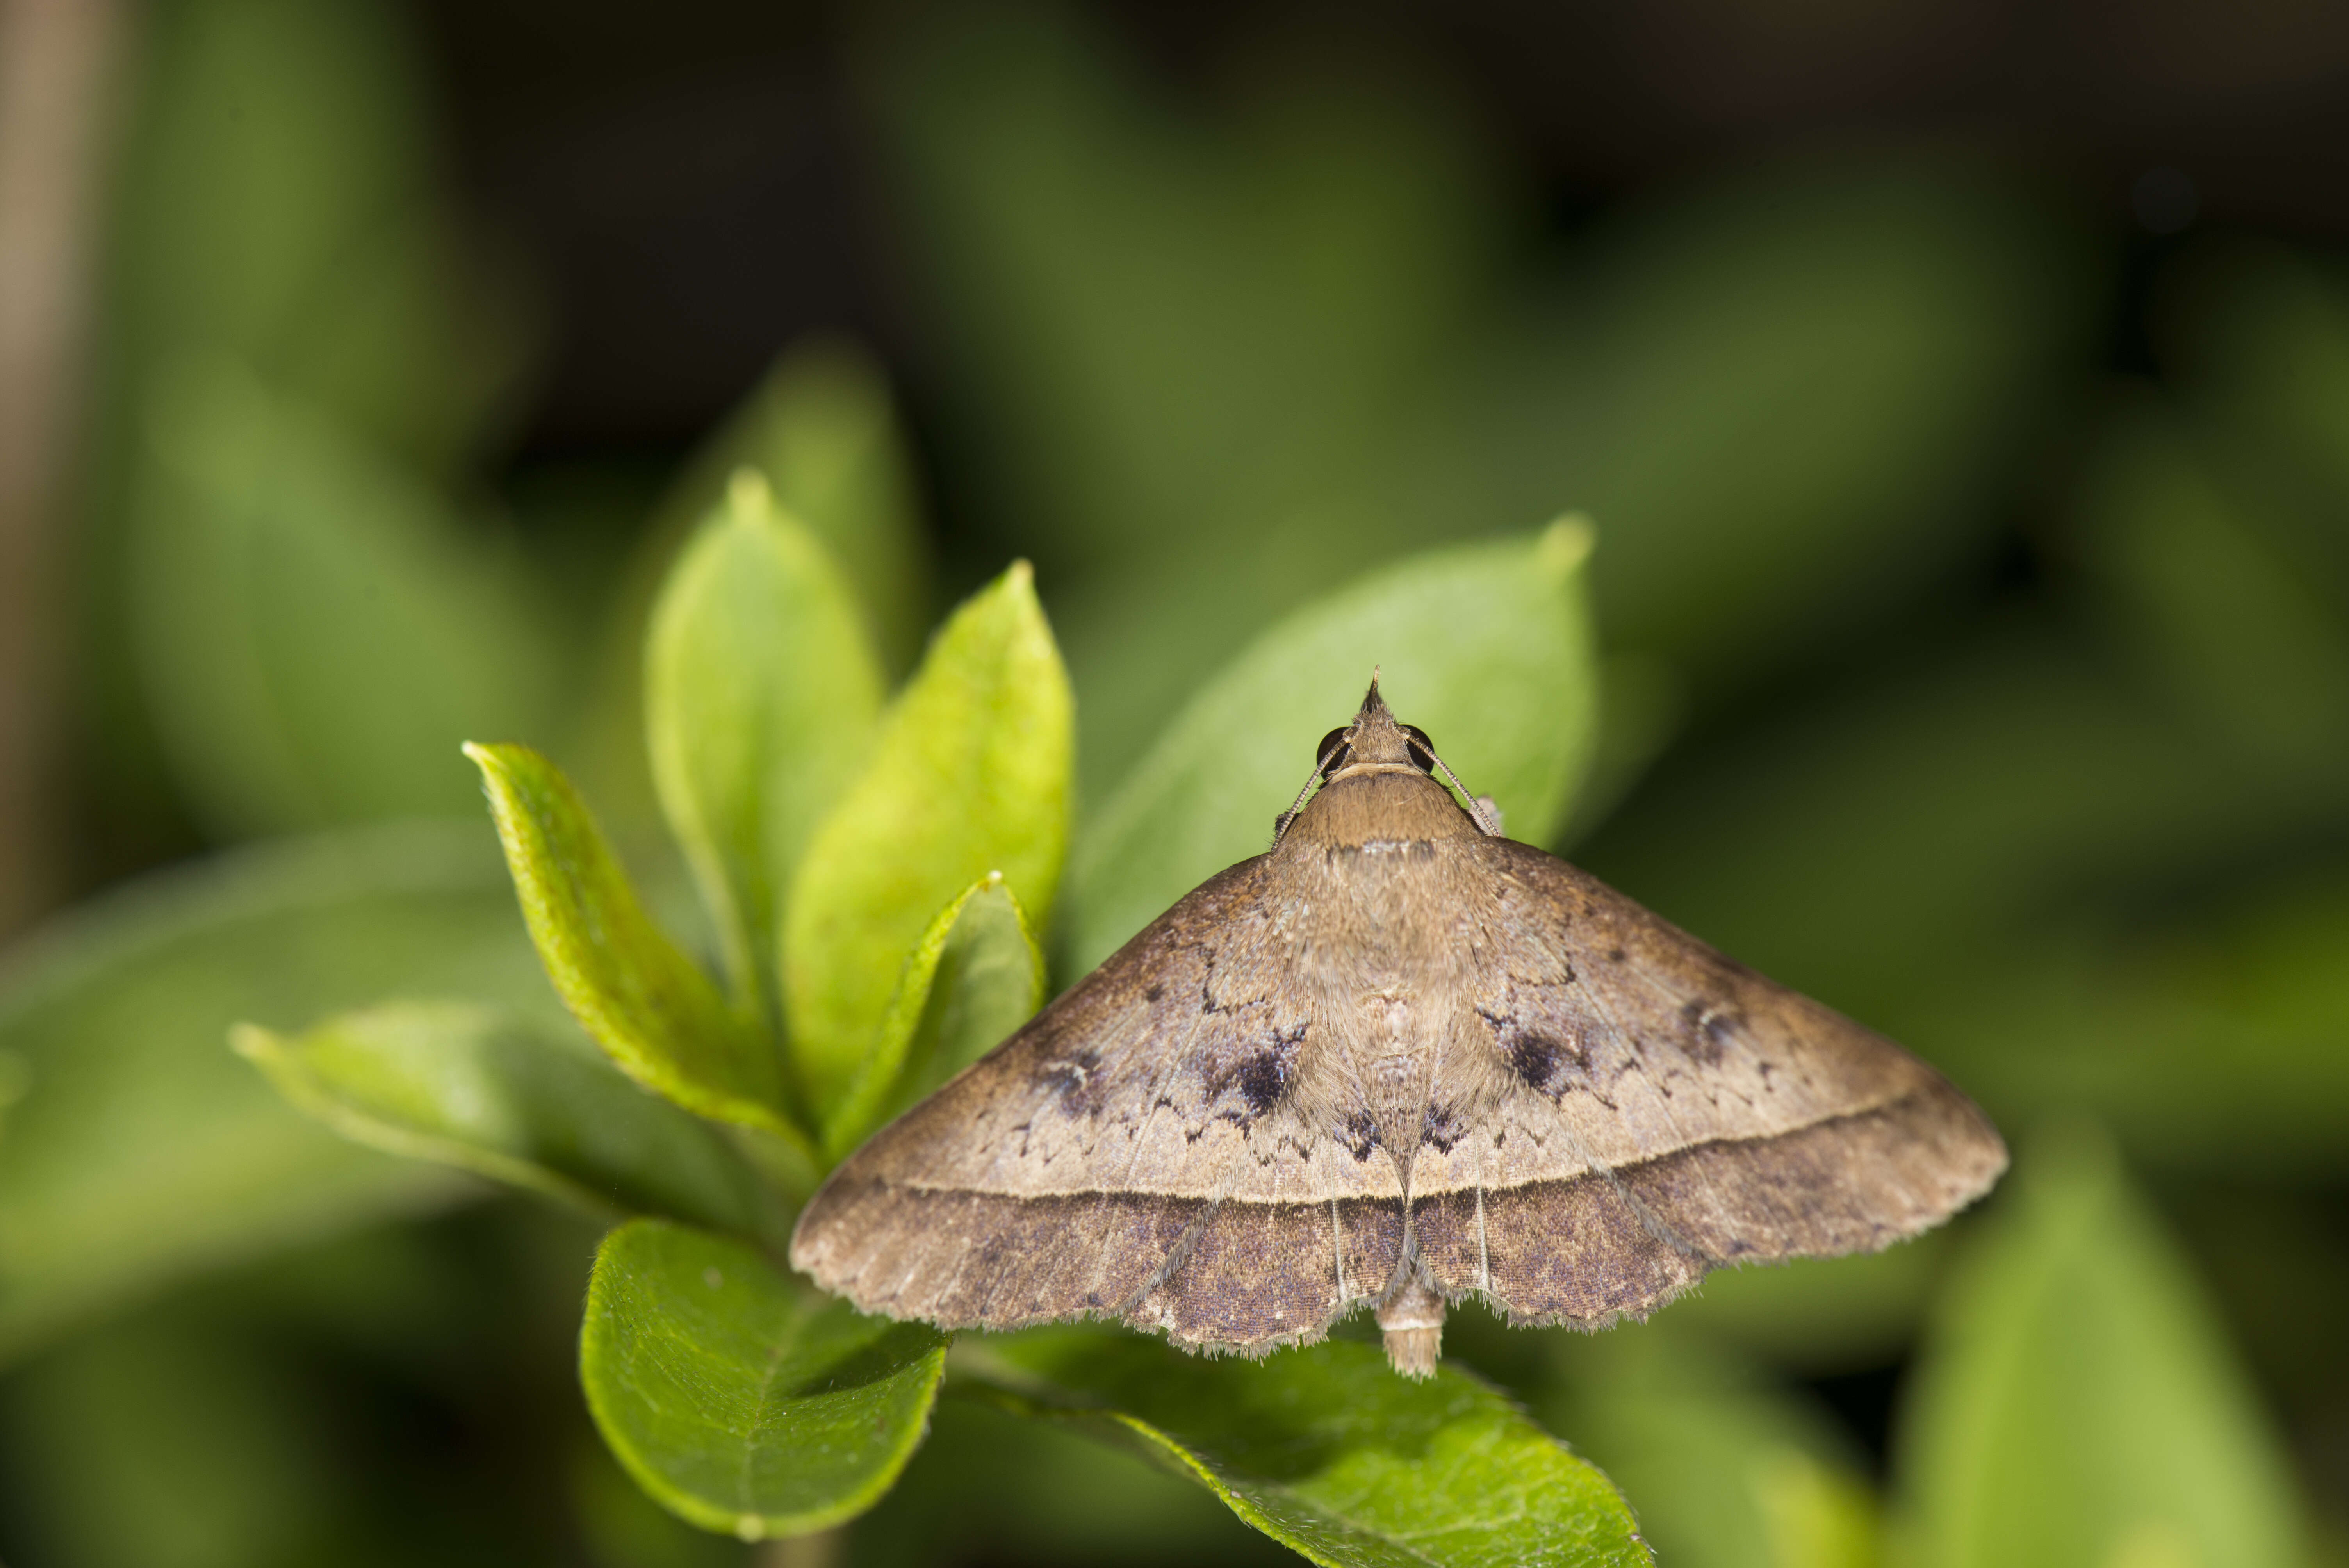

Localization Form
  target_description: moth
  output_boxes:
[791,679,2007,1376]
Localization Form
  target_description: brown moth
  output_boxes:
[791,678,2007,1377]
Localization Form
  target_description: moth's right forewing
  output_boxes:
[789,856,1392,1352]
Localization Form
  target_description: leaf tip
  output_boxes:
[226,1021,276,1062]
[991,558,1047,622]
[1538,514,1598,579]
[725,465,774,517]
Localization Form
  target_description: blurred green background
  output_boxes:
[2,0,2347,1563]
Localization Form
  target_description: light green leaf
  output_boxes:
[581,1219,947,1541]
[958,1328,1651,1568]
[645,474,887,1016]
[129,364,561,836]
[567,342,936,852]
[235,1001,788,1245]
[465,743,801,1157]
[823,875,1046,1161]
[655,341,934,674]
[1897,1128,2306,1568]
[0,823,554,1364]
[783,563,1073,1115]
[1066,520,1598,976]
[1752,1450,1879,1568]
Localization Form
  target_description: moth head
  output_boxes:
[1273,672,1501,841]
[1315,672,1422,773]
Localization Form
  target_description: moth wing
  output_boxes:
[1410,837,2007,1325]
[791,857,1401,1354]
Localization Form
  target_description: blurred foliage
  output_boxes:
[131,365,564,834]
[0,824,554,1360]
[1898,1129,2307,1568]
[1,0,2345,1562]
[866,9,2093,793]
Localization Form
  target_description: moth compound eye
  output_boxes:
[1403,725,1436,772]
[1316,728,1351,772]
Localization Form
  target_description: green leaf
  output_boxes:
[957,1328,1652,1568]
[782,563,1073,1115]
[823,875,1046,1160]
[1896,1128,2307,1568]
[581,1219,947,1541]
[656,342,934,676]
[235,1001,788,1245]
[644,474,887,1016]
[128,364,561,836]
[565,342,936,857]
[0,823,554,1363]
[1066,521,1598,976]
[465,743,802,1160]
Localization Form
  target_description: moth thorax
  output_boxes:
[1376,1276,1446,1380]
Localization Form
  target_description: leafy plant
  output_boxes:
[240,470,1623,1559]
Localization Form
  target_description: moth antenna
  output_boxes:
[1272,769,1324,846]
[1273,723,1358,846]
[1426,749,1501,837]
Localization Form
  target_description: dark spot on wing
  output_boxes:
[1144,984,1164,1003]
[1509,1034,1561,1088]
[1606,947,1627,964]
[1677,1000,1741,1066]
[1034,1048,1104,1116]
[1342,1110,1380,1161]
[1506,1031,1593,1098]
[1422,1103,1463,1153]
[1231,1028,1306,1112]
